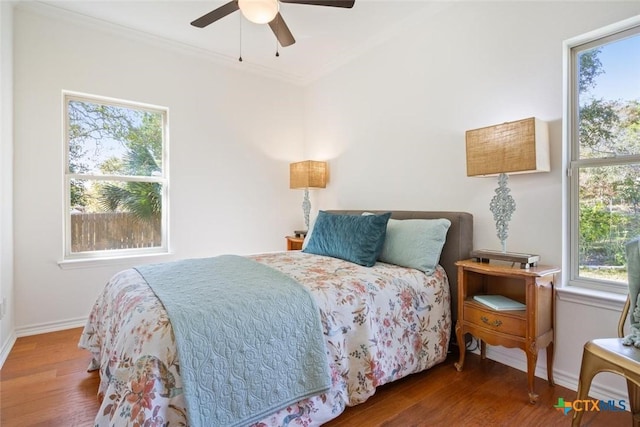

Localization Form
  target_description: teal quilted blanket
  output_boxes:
[135,255,330,427]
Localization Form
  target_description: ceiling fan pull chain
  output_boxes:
[238,12,243,62]
[275,14,280,57]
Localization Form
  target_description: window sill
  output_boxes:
[58,251,173,270]
[557,286,626,311]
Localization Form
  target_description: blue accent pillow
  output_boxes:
[303,211,391,267]
[378,218,451,274]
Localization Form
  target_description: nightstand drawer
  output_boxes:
[464,303,526,336]
[286,236,304,251]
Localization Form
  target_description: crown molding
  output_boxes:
[16,1,308,86]
[16,1,454,87]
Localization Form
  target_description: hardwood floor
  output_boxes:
[0,328,631,426]
[0,328,100,426]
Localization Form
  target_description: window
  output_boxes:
[63,92,169,260]
[567,21,640,292]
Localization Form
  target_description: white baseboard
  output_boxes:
[0,331,17,369]
[15,316,87,338]
[483,346,628,404]
[0,317,87,370]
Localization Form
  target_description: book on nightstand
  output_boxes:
[473,295,526,311]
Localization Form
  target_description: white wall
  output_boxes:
[0,1,15,365]
[303,1,640,401]
[11,5,306,334]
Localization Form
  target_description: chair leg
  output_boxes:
[572,350,597,427]
[628,381,640,427]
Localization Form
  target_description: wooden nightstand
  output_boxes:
[285,236,304,251]
[454,259,560,403]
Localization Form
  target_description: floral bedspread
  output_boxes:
[79,251,451,426]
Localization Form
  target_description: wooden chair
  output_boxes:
[572,296,640,426]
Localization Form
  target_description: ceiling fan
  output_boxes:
[191,0,356,47]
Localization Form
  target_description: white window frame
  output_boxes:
[564,16,640,294]
[62,91,170,263]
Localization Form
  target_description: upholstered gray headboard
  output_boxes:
[325,210,473,329]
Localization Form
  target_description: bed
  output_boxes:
[79,210,473,426]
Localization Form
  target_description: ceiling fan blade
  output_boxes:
[279,0,355,7]
[269,13,296,47]
[191,1,240,28]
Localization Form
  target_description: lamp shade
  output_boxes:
[238,0,279,24]
[290,161,327,189]
[465,117,550,177]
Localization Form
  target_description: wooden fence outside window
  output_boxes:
[71,212,161,252]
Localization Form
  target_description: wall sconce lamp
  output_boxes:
[465,117,549,266]
[290,160,327,232]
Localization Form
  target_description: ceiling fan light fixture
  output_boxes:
[238,0,279,24]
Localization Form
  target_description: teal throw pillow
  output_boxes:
[303,211,391,267]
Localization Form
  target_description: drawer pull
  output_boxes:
[481,316,502,327]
